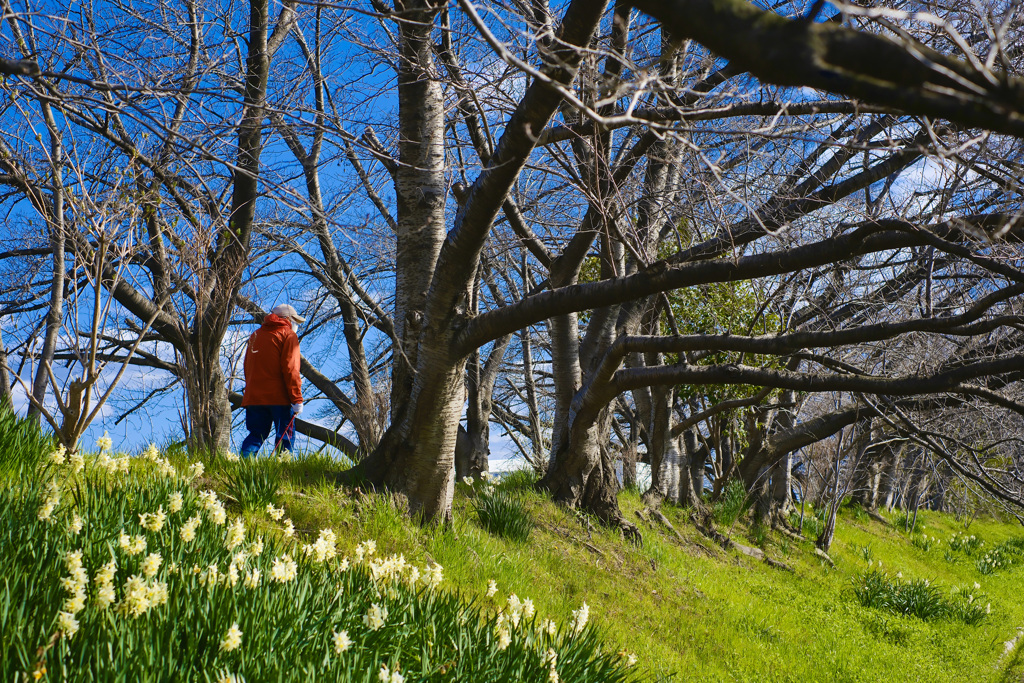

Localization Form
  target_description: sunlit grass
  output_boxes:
[5,418,1024,682]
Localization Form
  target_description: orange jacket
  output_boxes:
[242,314,303,406]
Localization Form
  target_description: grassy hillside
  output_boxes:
[2,424,1023,681]
[265,453,1024,682]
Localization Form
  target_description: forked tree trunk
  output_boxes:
[359,0,608,523]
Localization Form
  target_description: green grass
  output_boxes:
[280,484,1024,683]
[5,420,1024,682]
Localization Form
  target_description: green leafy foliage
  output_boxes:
[497,468,540,493]
[947,531,985,555]
[713,479,749,527]
[911,534,940,552]
[474,486,534,543]
[975,539,1024,575]
[220,456,281,511]
[853,570,987,624]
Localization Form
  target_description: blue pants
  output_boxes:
[241,405,294,457]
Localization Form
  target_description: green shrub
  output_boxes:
[475,487,533,543]
[853,570,988,624]
[220,457,281,510]
[713,480,748,527]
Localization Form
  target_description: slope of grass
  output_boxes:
[5,429,1024,682]
[263,456,1024,682]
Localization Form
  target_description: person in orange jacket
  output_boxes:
[240,304,304,458]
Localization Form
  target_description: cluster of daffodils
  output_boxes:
[377,663,404,683]
[188,461,205,480]
[363,603,389,631]
[569,601,590,635]
[461,470,497,495]
[94,434,132,475]
[56,550,89,638]
[332,629,352,654]
[220,623,243,652]
[37,480,62,524]
[263,503,295,538]
[948,532,984,554]
[270,553,298,583]
[302,528,338,563]
[139,506,168,533]
[543,648,558,682]
[193,523,265,591]
[119,530,148,556]
[911,534,940,552]
[49,444,84,473]
[180,514,203,543]
[117,571,169,618]
[977,547,1013,575]
[352,540,444,596]
[492,592,537,651]
[478,578,627,681]
[198,489,227,525]
[141,443,177,477]
[95,558,118,609]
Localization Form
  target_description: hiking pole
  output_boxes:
[274,414,297,453]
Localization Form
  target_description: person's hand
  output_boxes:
[291,403,303,416]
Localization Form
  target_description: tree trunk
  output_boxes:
[679,427,707,511]
[184,356,232,452]
[644,380,679,505]
[622,415,638,489]
[0,326,13,412]
[458,334,512,479]
[389,0,448,422]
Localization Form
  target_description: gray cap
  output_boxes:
[271,303,306,323]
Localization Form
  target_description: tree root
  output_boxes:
[636,507,715,557]
[866,509,890,526]
[814,547,836,568]
[690,513,795,572]
[771,522,806,543]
